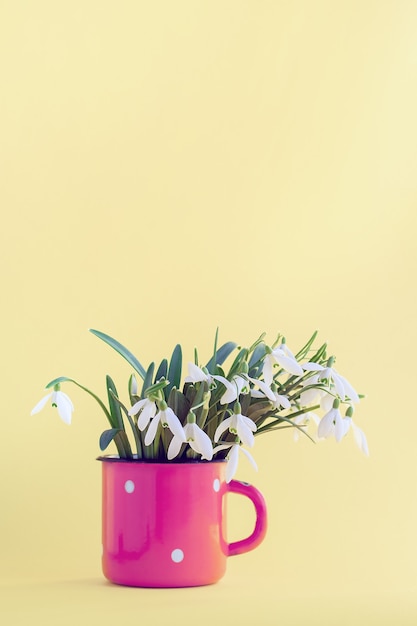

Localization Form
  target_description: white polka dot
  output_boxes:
[124,480,135,493]
[171,549,184,563]
[213,478,220,492]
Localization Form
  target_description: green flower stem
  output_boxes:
[46,376,113,425]
[255,413,317,443]
[109,390,142,458]
[255,404,321,435]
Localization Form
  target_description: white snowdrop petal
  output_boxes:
[144,414,160,446]
[55,393,72,425]
[274,353,303,376]
[185,363,207,383]
[334,412,346,442]
[338,374,360,404]
[302,362,324,372]
[226,446,239,483]
[277,394,291,409]
[165,409,186,442]
[214,417,232,442]
[137,401,157,431]
[193,427,213,460]
[250,377,276,401]
[30,393,52,415]
[128,398,146,416]
[332,374,346,400]
[240,447,258,471]
[262,356,274,386]
[317,410,336,439]
[300,389,319,406]
[237,421,255,447]
[167,435,183,460]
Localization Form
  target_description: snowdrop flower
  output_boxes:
[317,399,351,442]
[213,374,251,405]
[292,411,320,442]
[144,402,186,447]
[185,364,244,402]
[251,379,291,410]
[31,386,74,425]
[128,397,157,431]
[302,357,360,404]
[263,343,303,385]
[214,403,257,447]
[185,363,213,385]
[213,442,258,483]
[167,411,213,460]
[351,420,369,456]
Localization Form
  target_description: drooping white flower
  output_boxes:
[292,411,320,442]
[263,345,303,385]
[168,421,213,461]
[302,360,360,404]
[213,442,258,483]
[128,397,157,430]
[317,404,351,442]
[185,363,213,385]
[214,408,257,447]
[351,420,369,456]
[31,389,74,425]
[250,378,291,410]
[144,404,186,447]
[213,374,250,405]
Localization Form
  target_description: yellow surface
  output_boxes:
[1,1,417,623]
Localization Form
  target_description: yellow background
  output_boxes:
[1,1,417,624]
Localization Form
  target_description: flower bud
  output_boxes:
[345,405,354,418]
[187,410,196,424]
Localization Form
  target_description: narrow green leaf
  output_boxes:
[167,388,190,423]
[227,347,249,378]
[141,362,155,397]
[99,428,121,451]
[248,343,266,367]
[205,341,237,373]
[89,329,147,379]
[295,330,319,360]
[109,389,142,459]
[106,375,124,431]
[166,344,182,396]
[154,358,168,382]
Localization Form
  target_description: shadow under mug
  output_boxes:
[98,456,267,587]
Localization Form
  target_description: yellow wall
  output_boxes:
[1,1,417,623]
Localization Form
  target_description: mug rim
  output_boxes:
[97,454,226,465]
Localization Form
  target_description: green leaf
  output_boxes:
[248,343,266,367]
[109,389,142,459]
[145,378,169,396]
[99,428,121,451]
[89,329,147,379]
[227,347,249,378]
[106,375,124,431]
[295,330,319,360]
[205,341,237,373]
[167,388,190,423]
[141,362,155,397]
[154,358,168,382]
[166,344,182,396]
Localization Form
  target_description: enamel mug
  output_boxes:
[98,457,267,587]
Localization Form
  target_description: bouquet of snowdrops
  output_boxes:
[31,329,367,482]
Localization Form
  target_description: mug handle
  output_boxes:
[226,480,268,556]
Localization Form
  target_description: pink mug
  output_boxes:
[98,457,267,587]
